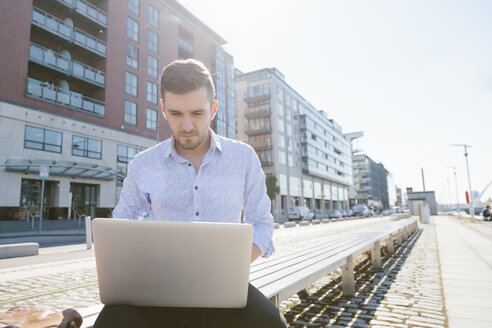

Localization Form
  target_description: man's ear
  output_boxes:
[160,99,167,120]
[210,100,218,120]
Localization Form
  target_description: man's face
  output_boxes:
[161,86,217,153]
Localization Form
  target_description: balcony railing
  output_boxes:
[29,43,105,87]
[244,109,271,119]
[245,126,272,136]
[55,0,108,28]
[244,91,270,102]
[261,161,274,166]
[26,77,105,116]
[74,27,106,57]
[75,0,108,28]
[253,144,273,151]
[31,7,106,57]
[32,7,72,41]
[29,43,70,74]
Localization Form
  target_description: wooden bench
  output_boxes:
[78,218,417,327]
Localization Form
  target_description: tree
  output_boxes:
[265,175,280,202]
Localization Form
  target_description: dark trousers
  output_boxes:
[93,284,287,328]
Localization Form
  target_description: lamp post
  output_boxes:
[451,144,474,219]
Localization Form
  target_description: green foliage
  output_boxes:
[266,175,280,201]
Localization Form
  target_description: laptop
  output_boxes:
[92,218,253,308]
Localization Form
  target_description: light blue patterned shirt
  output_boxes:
[113,129,275,258]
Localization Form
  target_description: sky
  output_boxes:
[179,0,492,204]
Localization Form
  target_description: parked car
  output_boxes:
[353,205,369,217]
[345,210,353,217]
[328,210,343,219]
[288,206,314,221]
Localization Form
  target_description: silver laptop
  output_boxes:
[92,218,253,308]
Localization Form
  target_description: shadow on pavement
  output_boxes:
[284,229,423,327]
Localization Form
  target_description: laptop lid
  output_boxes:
[92,218,253,308]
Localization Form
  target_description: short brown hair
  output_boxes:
[160,59,215,104]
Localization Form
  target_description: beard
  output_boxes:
[173,121,210,151]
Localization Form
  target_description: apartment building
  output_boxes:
[0,0,234,220]
[352,154,390,208]
[235,68,353,221]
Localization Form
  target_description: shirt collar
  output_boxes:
[163,128,222,161]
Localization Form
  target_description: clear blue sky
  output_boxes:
[179,0,492,204]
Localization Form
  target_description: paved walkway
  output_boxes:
[434,216,492,328]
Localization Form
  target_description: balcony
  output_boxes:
[261,161,273,166]
[75,0,108,28]
[29,43,105,87]
[253,144,273,151]
[31,7,106,57]
[74,27,106,57]
[244,93,270,103]
[244,109,271,119]
[245,126,272,136]
[26,77,105,116]
[53,0,108,29]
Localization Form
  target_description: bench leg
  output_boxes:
[269,294,280,308]
[371,240,382,269]
[396,230,402,246]
[387,234,394,255]
[342,255,355,296]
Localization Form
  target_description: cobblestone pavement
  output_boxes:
[280,223,447,328]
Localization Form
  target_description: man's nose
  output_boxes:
[182,117,193,131]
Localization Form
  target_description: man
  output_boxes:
[94,59,287,327]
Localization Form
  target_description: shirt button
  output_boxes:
[195,211,199,216]
[194,186,198,190]
[188,163,192,167]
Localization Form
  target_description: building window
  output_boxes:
[125,43,138,69]
[148,5,159,28]
[147,29,158,53]
[146,81,158,104]
[147,55,158,78]
[146,108,157,130]
[72,135,102,159]
[178,26,194,58]
[117,144,141,172]
[128,0,139,15]
[126,17,139,42]
[125,72,138,96]
[24,125,62,153]
[124,100,137,125]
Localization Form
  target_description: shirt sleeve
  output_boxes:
[113,163,151,220]
[242,146,275,258]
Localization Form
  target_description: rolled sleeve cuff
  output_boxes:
[253,233,275,258]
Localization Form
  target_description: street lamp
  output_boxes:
[450,144,474,219]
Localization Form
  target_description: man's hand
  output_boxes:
[251,243,262,263]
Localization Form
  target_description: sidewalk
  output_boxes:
[434,216,492,328]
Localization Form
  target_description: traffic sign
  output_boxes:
[39,165,49,179]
